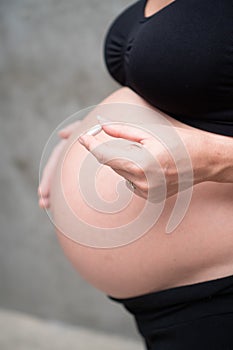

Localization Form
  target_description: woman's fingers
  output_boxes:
[38,139,67,206]
[98,119,151,142]
[39,197,50,209]
[39,140,66,194]
[58,120,82,139]
[78,132,147,176]
[78,133,111,164]
[78,133,127,165]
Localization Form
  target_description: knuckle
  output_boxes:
[127,162,142,175]
[96,151,106,164]
[138,181,148,193]
[136,166,145,177]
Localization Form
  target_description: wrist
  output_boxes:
[203,132,233,183]
[191,131,215,184]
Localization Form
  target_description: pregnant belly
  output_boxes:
[50,88,233,298]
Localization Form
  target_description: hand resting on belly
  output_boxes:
[47,87,233,298]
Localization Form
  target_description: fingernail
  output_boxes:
[79,124,102,138]
[86,124,102,135]
[96,115,111,124]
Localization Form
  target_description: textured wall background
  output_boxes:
[0,0,142,340]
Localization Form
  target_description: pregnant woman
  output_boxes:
[38,0,233,348]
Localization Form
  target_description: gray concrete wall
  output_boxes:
[0,0,143,341]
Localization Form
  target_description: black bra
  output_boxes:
[104,0,233,136]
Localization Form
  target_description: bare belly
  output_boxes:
[50,87,233,298]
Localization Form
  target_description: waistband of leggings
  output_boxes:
[108,273,233,310]
[108,274,233,336]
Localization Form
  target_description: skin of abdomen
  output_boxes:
[50,87,233,298]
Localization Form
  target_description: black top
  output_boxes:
[109,274,233,349]
[104,0,233,136]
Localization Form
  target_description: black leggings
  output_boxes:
[109,274,233,349]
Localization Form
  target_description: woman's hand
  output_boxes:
[78,118,232,202]
[38,120,81,208]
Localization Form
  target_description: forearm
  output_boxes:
[205,132,233,183]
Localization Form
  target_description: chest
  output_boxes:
[104,0,233,115]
